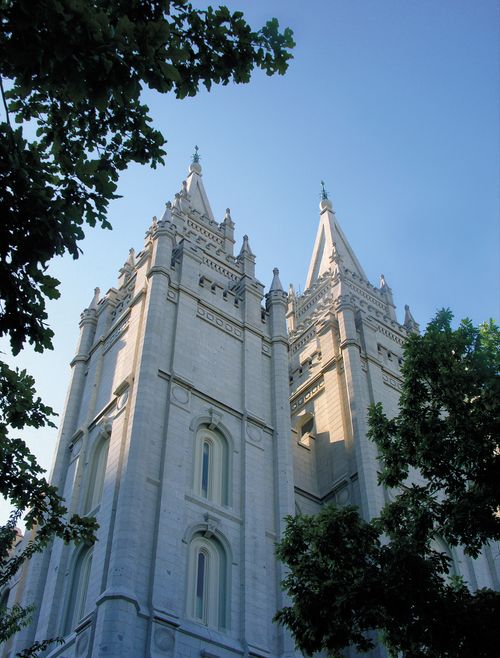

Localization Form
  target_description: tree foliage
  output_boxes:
[0,1,294,653]
[275,311,500,658]
[1,0,294,355]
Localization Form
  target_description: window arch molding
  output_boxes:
[83,428,111,515]
[184,525,232,631]
[190,412,233,508]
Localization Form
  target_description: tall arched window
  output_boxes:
[194,428,229,506]
[84,434,110,514]
[187,534,228,630]
[63,545,93,634]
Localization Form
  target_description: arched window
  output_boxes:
[84,434,110,514]
[194,428,229,506]
[63,545,93,634]
[187,534,228,630]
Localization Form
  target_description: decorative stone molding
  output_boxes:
[167,289,178,302]
[203,513,220,539]
[96,415,113,437]
[153,626,175,655]
[103,317,130,353]
[196,304,243,340]
[246,422,262,446]
[290,379,324,411]
[376,323,405,346]
[207,407,222,430]
[382,372,403,391]
[171,385,190,406]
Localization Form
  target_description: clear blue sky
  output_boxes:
[2,0,499,524]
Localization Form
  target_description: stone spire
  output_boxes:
[404,304,420,333]
[88,287,100,311]
[239,234,254,258]
[221,208,235,255]
[221,207,234,229]
[270,267,284,292]
[266,268,287,312]
[305,181,367,289]
[184,146,216,222]
[118,248,136,287]
[126,248,135,268]
[237,235,255,277]
[379,273,397,322]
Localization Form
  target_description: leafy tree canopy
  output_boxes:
[275,311,500,658]
[1,0,294,355]
[0,1,294,652]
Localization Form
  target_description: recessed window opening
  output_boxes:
[301,417,314,437]
[188,534,229,630]
[194,427,229,507]
[63,546,93,635]
[84,434,110,514]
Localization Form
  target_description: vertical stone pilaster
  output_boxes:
[266,280,295,657]
[336,298,381,520]
[93,226,175,657]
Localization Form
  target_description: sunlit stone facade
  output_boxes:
[3,162,498,658]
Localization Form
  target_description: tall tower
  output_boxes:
[287,189,408,522]
[5,168,498,658]
[6,158,295,658]
[286,187,499,610]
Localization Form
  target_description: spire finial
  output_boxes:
[189,145,202,174]
[319,180,333,212]
[320,180,328,200]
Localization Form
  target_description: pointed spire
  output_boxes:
[404,304,420,333]
[172,192,182,212]
[237,234,255,277]
[306,186,366,289]
[222,207,234,228]
[239,234,254,258]
[88,287,100,310]
[288,283,296,298]
[126,248,135,268]
[161,201,172,223]
[185,151,215,221]
[379,273,389,290]
[270,268,284,292]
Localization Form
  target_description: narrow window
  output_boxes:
[194,428,230,507]
[84,435,110,514]
[188,535,229,631]
[64,546,93,634]
[201,441,210,499]
[195,550,208,620]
